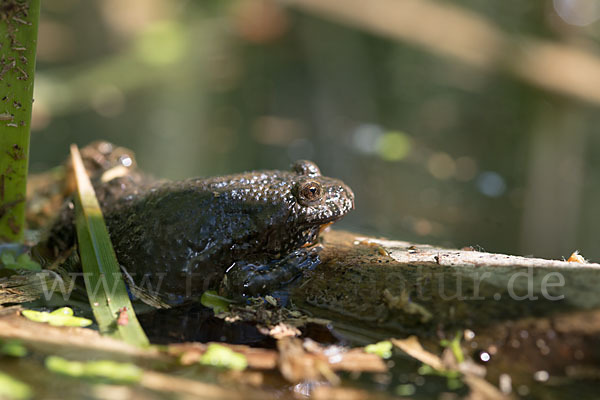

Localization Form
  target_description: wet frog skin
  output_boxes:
[47,150,354,305]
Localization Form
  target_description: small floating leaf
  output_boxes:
[47,315,93,327]
[21,308,92,327]
[45,356,142,384]
[418,364,463,389]
[200,290,232,314]
[83,360,142,383]
[20,310,48,323]
[50,307,74,317]
[46,355,84,376]
[200,343,248,371]
[0,340,27,357]
[0,252,41,272]
[1,253,16,267]
[0,372,32,400]
[417,364,456,378]
[395,384,416,396]
[365,340,393,359]
[446,376,464,390]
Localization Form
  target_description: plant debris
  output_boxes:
[392,336,508,399]
[567,250,586,263]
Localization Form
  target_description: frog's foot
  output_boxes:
[221,247,321,299]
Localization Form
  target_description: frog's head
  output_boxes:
[289,160,354,227]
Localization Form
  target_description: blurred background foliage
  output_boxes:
[28,0,600,260]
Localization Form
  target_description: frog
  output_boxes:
[44,144,354,305]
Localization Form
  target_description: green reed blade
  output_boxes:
[71,144,149,347]
[0,0,41,242]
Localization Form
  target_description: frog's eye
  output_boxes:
[297,181,323,205]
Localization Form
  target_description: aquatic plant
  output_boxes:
[0,0,40,242]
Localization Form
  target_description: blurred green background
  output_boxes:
[29,0,600,260]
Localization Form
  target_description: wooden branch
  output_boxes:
[281,0,600,106]
[5,229,599,343]
[291,230,600,342]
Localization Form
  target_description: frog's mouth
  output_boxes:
[319,221,334,234]
[298,222,333,248]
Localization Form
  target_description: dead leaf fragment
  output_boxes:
[391,336,444,370]
[278,337,339,384]
[391,336,509,400]
[567,250,586,263]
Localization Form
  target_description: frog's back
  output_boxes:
[104,172,296,300]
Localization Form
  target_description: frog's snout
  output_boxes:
[348,184,355,207]
[343,184,355,211]
[336,182,355,215]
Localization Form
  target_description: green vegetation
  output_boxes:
[21,307,92,327]
[0,252,41,271]
[200,290,232,314]
[199,343,248,371]
[418,364,464,390]
[0,339,27,357]
[364,340,393,359]
[45,356,143,384]
[71,145,149,347]
[0,0,41,242]
[440,332,465,364]
[0,372,32,400]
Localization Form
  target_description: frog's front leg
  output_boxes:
[220,246,321,299]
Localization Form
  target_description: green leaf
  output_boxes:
[395,384,416,397]
[50,307,74,317]
[200,290,232,314]
[199,343,248,371]
[440,331,464,364]
[0,0,41,242]
[418,364,463,389]
[1,252,41,271]
[0,340,27,357]
[45,356,142,384]
[0,372,32,400]
[365,340,393,359]
[21,308,92,327]
[70,145,149,347]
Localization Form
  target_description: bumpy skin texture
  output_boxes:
[48,153,354,304]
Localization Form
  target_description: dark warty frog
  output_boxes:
[45,147,354,306]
